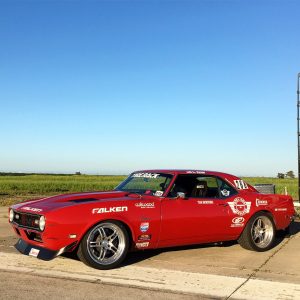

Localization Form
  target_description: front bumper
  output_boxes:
[15,238,59,260]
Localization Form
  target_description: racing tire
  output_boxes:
[77,220,129,270]
[238,212,275,252]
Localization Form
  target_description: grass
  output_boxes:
[242,177,298,200]
[0,174,298,206]
[0,174,126,206]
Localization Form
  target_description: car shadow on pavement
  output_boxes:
[122,241,236,267]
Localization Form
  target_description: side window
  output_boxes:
[191,176,219,198]
[217,178,237,199]
[167,175,237,199]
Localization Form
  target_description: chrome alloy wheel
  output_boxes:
[250,215,274,248]
[86,222,126,265]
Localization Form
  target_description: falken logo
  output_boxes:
[256,199,268,207]
[22,207,43,213]
[228,197,251,216]
[92,206,128,214]
[135,202,155,208]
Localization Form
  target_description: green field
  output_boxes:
[0,174,298,206]
[0,174,126,206]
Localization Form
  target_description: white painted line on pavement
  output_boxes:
[0,252,300,299]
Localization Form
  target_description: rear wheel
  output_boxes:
[238,212,275,251]
[77,221,129,269]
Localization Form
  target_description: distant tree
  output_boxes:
[277,173,285,179]
[75,171,81,175]
[286,171,295,178]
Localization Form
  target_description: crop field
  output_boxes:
[0,174,126,206]
[0,174,298,206]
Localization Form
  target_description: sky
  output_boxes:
[0,0,299,176]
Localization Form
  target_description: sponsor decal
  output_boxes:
[197,200,214,204]
[231,217,245,228]
[228,197,251,216]
[22,207,43,213]
[132,173,160,178]
[234,180,248,190]
[221,189,230,197]
[29,248,40,257]
[136,242,149,248]
[140,222,149,232]
[154,191,164,197]
[256,199,268,207]
[138,234,151,241]
[186,170,206,174]
[135,202,155,209]
[92,206,128,214]
[275,208,287,212]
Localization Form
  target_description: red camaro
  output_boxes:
[9,170,295,269]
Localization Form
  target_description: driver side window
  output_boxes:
[168,175,237,199]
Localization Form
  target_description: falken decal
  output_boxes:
[135,202,155,208]
[132,173,160,178]
[22,207,43,213]
[92,206,128,214]
[256,199,268,207]
[228,197,251,216]
[234,180,248,190]
[231,217,245,228]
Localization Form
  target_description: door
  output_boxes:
[158,175,238,247]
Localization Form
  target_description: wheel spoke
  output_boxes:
[98,227,107,238]
[110,244,118,254]
[89,241,100,247]
[108,231,118,242]
[98,248,107,261]
[257,219,262,228]
[253,232,259,241]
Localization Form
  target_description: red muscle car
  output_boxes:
[9,170,295,269]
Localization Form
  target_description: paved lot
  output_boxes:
[1,207,300,299]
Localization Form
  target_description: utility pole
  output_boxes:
[297,73,300,202]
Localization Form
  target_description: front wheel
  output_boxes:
[238,212,275,252]
[77,221,129,269]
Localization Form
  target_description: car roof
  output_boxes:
[134,169,238,178]
[132,169,257,192]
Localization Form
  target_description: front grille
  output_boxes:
[13,211,41,231]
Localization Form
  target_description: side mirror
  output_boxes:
[176,192,186,199]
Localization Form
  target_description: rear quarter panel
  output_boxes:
[239,192,295,230]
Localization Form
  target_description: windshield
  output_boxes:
[115,172,173,196]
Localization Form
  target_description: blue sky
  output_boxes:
[0,0,299,176]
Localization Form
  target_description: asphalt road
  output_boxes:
[1,207,300,299]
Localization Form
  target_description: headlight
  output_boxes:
[39,216,46,231]
[9,209,14,222]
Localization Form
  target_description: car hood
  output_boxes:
[11,191,129,214]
